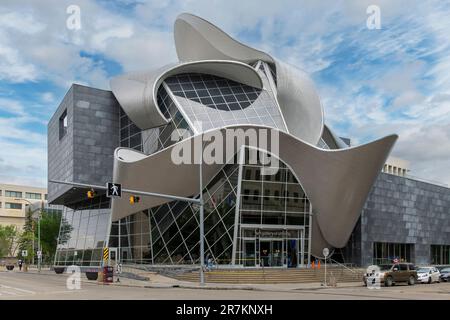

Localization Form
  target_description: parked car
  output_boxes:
[416,267,441,283]
[439,267,450,282]
[363,263,417,287]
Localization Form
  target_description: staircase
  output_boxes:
[174,267,365,284]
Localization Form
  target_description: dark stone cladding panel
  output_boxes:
[359,172,450,266]
[48,86,74,203]
[48,84,120,203]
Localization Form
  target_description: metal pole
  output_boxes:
[38,200,43,273]
[324,257,327,287]
[32,221,35,266]
[199,140,205,286]
[118,219,121,264]
[38,213,41,273]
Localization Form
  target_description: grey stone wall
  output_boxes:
[48,84,120,203]
[358,173,450,266]
[48,86,74,202]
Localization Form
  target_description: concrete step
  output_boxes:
[174,268,365,284]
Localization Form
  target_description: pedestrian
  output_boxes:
[18,259,23,271]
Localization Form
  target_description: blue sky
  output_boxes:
[0,0,449,187]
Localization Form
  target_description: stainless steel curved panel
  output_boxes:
[110,60,263,130]
[174,13,274,64]
[275,60,324,145]
[111,125,397,251]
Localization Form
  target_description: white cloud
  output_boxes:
[41,92,55,103]
[0,0,449,186]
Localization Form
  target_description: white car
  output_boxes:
[416,267,440,284]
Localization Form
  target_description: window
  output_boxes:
[243,189,250,200]
[45,194,48,200]
[5,202,22,210]
[255,169,260,181]
[0,202,2,208]
[431,245,450,265]
[59,109,68,139]
[0,190,2,196]
[5,190,22,198]
[372,242,414,265]
[25,192,42,200]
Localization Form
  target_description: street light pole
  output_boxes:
[199,140,205,286]
[16,198,42,272]
[38,201,43,273]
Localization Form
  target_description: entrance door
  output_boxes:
[243,240,257,267]
[260,241,270,266]
[271,240,283,267]
[260,240,283,267]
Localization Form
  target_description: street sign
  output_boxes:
[37,251,42,258]
[106,182,122,198]
[323,247,329,258]
[22,250,28,257]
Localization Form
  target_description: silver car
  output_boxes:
[416,266,441,284]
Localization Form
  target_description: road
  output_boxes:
[0,271,449,300]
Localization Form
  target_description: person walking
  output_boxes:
[18,259,23,271]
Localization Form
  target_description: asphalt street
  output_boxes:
[0,271,449,300]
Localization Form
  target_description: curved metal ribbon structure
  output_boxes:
[109,13,398,258]
[111,125,396,255]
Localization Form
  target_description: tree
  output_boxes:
[17,207,35,263]
[35,210,63,264]
[0,225,20,257]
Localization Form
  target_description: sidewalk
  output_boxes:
[2,267,363,292]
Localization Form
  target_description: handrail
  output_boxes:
[328,258,360,274]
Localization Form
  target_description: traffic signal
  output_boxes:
[87,189,96,199]
[129,195,140,204]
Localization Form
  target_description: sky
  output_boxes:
[0,0,449,188]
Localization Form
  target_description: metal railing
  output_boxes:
[328,258,361,274]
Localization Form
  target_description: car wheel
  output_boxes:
[428,277,431,284]
[408,275,415,285]
[385,276,393,287]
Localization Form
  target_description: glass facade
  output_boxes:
[236,148,311,267]
[109,161,239,265]
[54,196,110,266]
[107,147,311,267]
[372,242,414,265]
[431,244,450,265]
[164,72,287,132]
[142,85,194,154]
[120,107,142,151]
[317,138,330,149]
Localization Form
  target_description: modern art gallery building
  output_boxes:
[47,14,450,269]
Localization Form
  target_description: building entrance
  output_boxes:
[260,240,283,267]
[240,227,305,268]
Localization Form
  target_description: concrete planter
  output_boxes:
[54,267,65,274]
[86,271,99,280]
